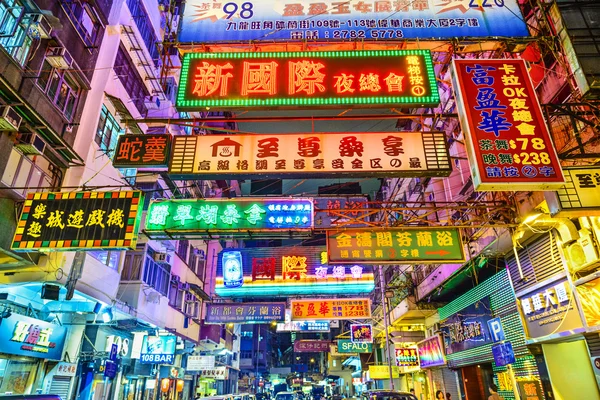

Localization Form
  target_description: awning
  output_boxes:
[188,283,211,301]
[0,75,83,166]
[105,94,144,135]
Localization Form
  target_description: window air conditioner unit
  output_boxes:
[179,282,190,291]
[15,133,46,155]
[566,229,600,274]
[46,47,74,69]
[27,13,53,39]
[170,274,180,283]
[0,106,22,131]
[144,95,161,110]
[153,252,168,263]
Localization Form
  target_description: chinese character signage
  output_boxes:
[573,276,600,329]
[553,168,600,211]
[350,324,373,343]
[294,340,331,352]
[112,134,171,168]
[517,380,543,400]
[395,347,419,367]
[177,50,439,109]
[440,297,493,355]
[12,191,143,251]
[314,196,369,228]
[140,336,177,364]
[417,335,446,368]
[199,367,229,380]
[337,339,373,353]
[491,341,515,367]
[277,321,330,332]
[0,314,66,360]
[179,0,529,43]
[169,132,450,179]
[327,227,465,264]
[518,278,583,339]
[290,298,371,320]
[205,302,286,323]
[216,246,375,297]
[187,356,216,371]
[145,198,313,238]
[369,365,400,379]
[452,59,564,191]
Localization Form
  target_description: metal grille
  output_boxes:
[441,368,461,399]
[585,333,600,357]
[505,233,565,293]
[49,376,71,399]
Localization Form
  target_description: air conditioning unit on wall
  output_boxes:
[566,228,600,274]
[153,252,167,263]
[46,47,73,69]
[0,106,22,131]
[27,13,53,39]
[15,133,46,155]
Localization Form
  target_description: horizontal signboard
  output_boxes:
[169,132,450,179]
[187,355,215,371]
[179,0,529,42]
[369,365,400,380]
[554,167,600,210]
[440,297,493,355]
[12,191,143,251]
[0,314,67,360]
[177,50,439,109]
[327,228,465,264]
[206,302,286,323]
[294,340,331,352]
[140,336,177,364]
[337,339,373,354]
[216,246,375,297]
[452,59,564,191]
[351,324,373,343]
[145,198,313,236]
[290,298,371,320]
[112,134,171,168]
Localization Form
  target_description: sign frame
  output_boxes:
[337,339,373,354]
[177,50,439,110]
[168,132,451,179]
[205,302,286,323]
[290,298,371,321]
[0,314,67,360]
[417,335,446,369]
[140,335,177,365]
[350,324,373,343]
[452,59,564,191]
[112,134,172,168]
[326,227,465,264]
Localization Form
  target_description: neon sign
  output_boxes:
[215,246,375,297]
[177,50,438,109]
[145,198,313,238]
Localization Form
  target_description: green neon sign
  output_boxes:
[177,50,439,109]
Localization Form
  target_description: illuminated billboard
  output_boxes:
[452,59,564,191]
[145,198,313,238]
[177,50,438,109]
[168,132,450,179]
[12,191,143,251]
[327,228,465,264]
[205,302,285,323]
[140,336,177,364]
[112,134,171,168]
[216,246,375,297]
[179,0,529,43]
[290,298,371,320]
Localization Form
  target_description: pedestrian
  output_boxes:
[435,391,444,400]
[446,393,452,400]
[409,389,415,397]
[488,384,502,400]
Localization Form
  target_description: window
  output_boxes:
[61,0,101,47]
[88,250,120,270]
[176,240,189,263]
[0,1,33,66]
[125,0,161,67]
[114,45,150,115]
[168,278,183,309]
[188,246,206,279]
[37,60,80,120]
[121,251,144,281]
[142,251,171,296]
[183,291,199,317]
[95,104,123,155]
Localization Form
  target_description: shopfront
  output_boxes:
[0,313,67,395]
[438,270,544,400]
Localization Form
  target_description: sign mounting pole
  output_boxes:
[379,264,395,390]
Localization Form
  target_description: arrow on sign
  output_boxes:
[425,250,451,256]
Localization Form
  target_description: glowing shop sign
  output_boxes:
[350,324,373,343]
[112,134,171,168]
[12,191,143,251]
[452,59,564,191]
[417,335,446,368]
[216,246,375,297]
[168,132,450,179]
[290,298,371,320]
[145,198,313,236]
[395,347,419,367]
[178,0,529,43]
[327,227,465,264]
[177,50,438,109]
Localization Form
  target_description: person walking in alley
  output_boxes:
[488,384,502,400]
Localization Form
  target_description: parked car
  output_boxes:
[0,396,62,400]
[361,390,417,400]
[204,395,235,400]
